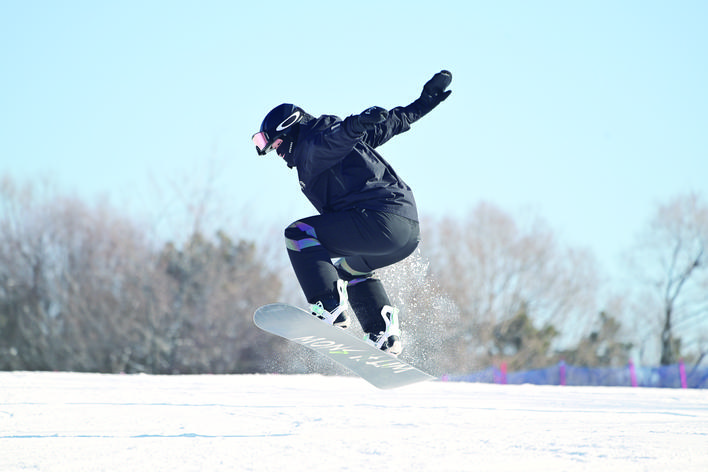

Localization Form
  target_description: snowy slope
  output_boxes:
[1,372,706,471]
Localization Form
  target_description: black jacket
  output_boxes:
[286,98,437,222]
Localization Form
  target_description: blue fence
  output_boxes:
[445,361,708,388]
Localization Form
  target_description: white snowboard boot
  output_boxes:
[310,279,350,329]
[364,305,402,356]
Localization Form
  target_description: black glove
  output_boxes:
[421,70,452,106]
[350,106,389,133]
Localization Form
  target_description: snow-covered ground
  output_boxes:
[1,372,706,471]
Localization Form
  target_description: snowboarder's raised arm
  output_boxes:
[348,70,453,149]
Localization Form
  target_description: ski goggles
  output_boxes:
[252,132,282,156]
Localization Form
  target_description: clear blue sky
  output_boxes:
[2,1,707,280]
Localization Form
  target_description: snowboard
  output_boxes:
[254,303,435,389]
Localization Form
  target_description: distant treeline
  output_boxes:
[1,176,706,375]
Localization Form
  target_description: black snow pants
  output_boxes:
[284,209,420,334]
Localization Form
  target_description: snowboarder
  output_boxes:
[252,70,452,356]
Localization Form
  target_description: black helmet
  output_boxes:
[252,103,305,156]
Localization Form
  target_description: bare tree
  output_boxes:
[0,176,159,371]
[0,175,286,373]
[628,192,708,365]
[422,202,600,372]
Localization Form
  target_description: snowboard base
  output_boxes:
[254,303,435,389]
